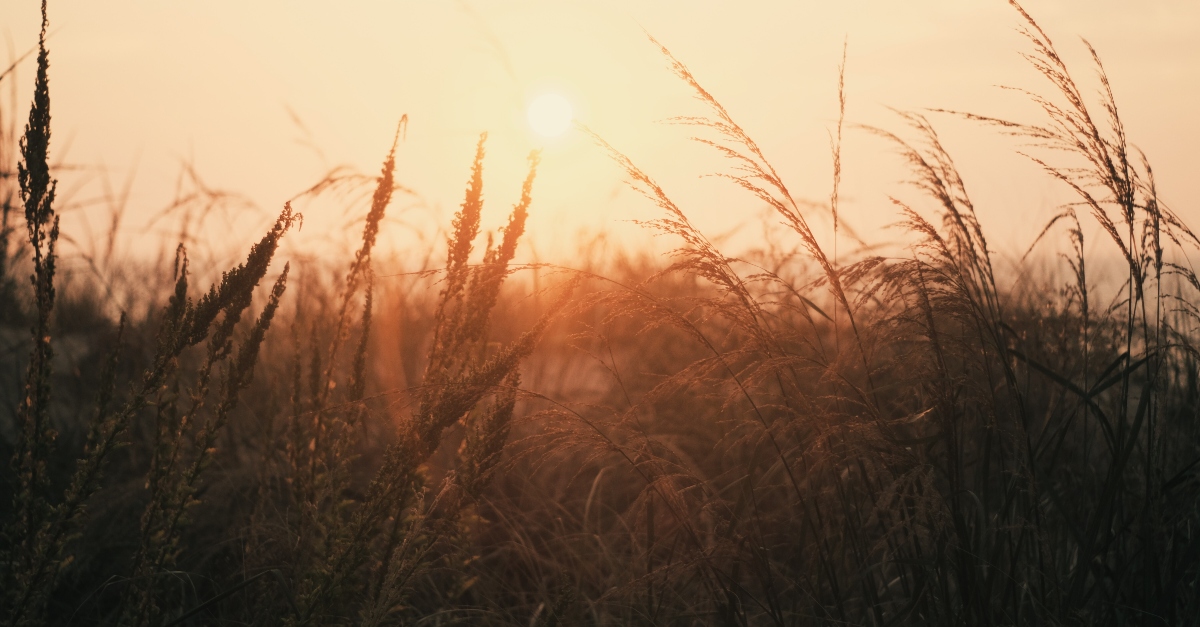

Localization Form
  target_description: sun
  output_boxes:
[526,92,573,139]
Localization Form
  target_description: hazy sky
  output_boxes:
[2,1,1197,271]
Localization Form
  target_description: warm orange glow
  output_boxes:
[0,2,1194,263]
[3,4,1200,622]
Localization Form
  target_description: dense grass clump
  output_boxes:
[1,1,1198,625]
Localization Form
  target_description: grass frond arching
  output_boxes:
[0,1,1197,625]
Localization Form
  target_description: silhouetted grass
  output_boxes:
[1,1,1198,625]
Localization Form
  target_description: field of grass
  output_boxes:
[2,2,1199,625]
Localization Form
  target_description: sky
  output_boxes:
[1,1,1197,276]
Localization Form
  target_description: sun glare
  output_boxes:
[526,92,573,138]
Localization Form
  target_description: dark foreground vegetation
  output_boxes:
[2,2,1199,625]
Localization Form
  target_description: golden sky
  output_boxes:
[2,1,1197,270]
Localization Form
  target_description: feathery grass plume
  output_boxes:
[593,39,883,436]
[323,125,403,475]
[361,289,575,624]
[581,44,905,615]
[1,3,1196,623]
[868,112,1007,344]
[289,137,566,625]
[119,211,296,626]
[840,6,1200,623]
[660,47,891,438]
[264,131,401,609]
[322,118,403,407]
[458,150,538,346]
[831,39,847,363]
[0,12,305,625]
[269,132,406,625]
[919,2,1200,620]
[284,137,487,622]
[651,35,862,326]
[412,143,542,458]
[867,121,1039,624]
[1,3,60,624]
[426,133,488,379]
[525,9,1198,623]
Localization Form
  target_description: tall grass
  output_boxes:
[534,3,1200,624]
[1,1,1198,625]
